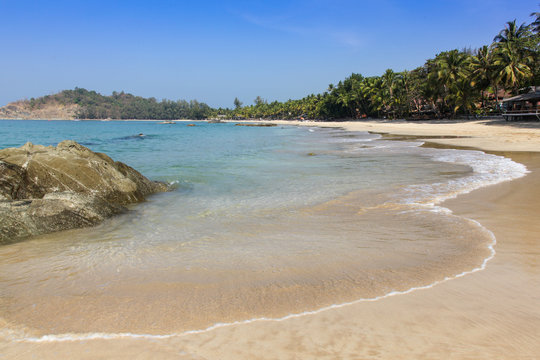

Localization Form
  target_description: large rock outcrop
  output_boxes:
[0,100,79,120]
[0,140,168,243]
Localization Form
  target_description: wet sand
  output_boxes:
[3,120,540,359]
[160,152,540,360]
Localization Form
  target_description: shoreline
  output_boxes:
[175,121,540,359]
[2,120,540,358]
[167,121,540,358]
[3,117,540,152]
[3,130,508,341]
[160,121,539,359]
[263,119,540,153]
[0,117,219,123]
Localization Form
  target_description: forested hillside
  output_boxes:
[36,89,212,120]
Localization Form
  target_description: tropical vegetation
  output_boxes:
[227,11,539,120]
[28,88,212,120]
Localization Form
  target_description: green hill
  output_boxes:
[0,88,213,120]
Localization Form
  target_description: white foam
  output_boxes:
[400,149,528,208]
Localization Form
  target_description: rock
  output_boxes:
[0,100,79,120]
[0,140,169,244]
[0,193,124,242]
[234,123,277,127]
[0,159,43,200]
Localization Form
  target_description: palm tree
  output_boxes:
[429,50,471,116]
[470,45,499,109]
[233,97,243,109]
[493,20,528,43]
[437,50,470,86]
[424,59,445,116]
[494,41,534,94]
[400,70,414,116]
[530,11,540,34]
[366,77,384,117]
[381,69,394,117]
[449,77,477,115]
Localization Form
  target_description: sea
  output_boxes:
[0,120,528,342]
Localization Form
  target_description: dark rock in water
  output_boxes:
[0,140,168,244]
[234,123,277,127]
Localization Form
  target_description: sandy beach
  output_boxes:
[3,119,540,359]
[267,118,540,152]
[169,119,540,359]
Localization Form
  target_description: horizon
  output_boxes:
[1,0,538,108]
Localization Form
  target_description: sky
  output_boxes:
[0,0,538,108]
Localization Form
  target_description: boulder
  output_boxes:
[0,140,169,244]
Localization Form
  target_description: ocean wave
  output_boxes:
[400,148,528,209]
[15,217,496,343]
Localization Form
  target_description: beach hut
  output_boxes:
[502,87,540,121]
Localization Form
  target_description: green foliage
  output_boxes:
[531,11,540,34]
[233,97,243,109]
[228,10,538,120]
[28,87,213,120]
[254,96,267,106]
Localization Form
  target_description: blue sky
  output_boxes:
[0,0,538,108]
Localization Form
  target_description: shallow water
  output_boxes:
[0,120,528,339]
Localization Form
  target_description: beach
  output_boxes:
[268,118,540,152]
[168,120,540,359]
[177,153,540,360]
[2,119,540,359]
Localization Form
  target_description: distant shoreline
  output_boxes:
[2,117,539,153]
[0,118,222,124]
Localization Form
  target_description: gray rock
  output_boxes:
[0,140,169,244]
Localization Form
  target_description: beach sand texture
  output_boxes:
[2,119,540,359]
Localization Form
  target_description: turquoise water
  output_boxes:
[0,120,528,337]
[0,120,486,212]
[0,120,456,217]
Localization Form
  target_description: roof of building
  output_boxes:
[502,91,540,103]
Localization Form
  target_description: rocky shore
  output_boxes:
[0,100,78,120]
[0,140,168,243]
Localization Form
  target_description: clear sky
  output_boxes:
[0,0,538,108]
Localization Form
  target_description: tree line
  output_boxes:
[228,11,539,120]
[29,88,212,120]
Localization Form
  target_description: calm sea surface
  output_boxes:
[0,120,527,339]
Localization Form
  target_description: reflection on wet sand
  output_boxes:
[0,186,493,337]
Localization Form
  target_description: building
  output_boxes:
[502,87,540,121]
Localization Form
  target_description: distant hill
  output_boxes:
[0,88,214,120]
